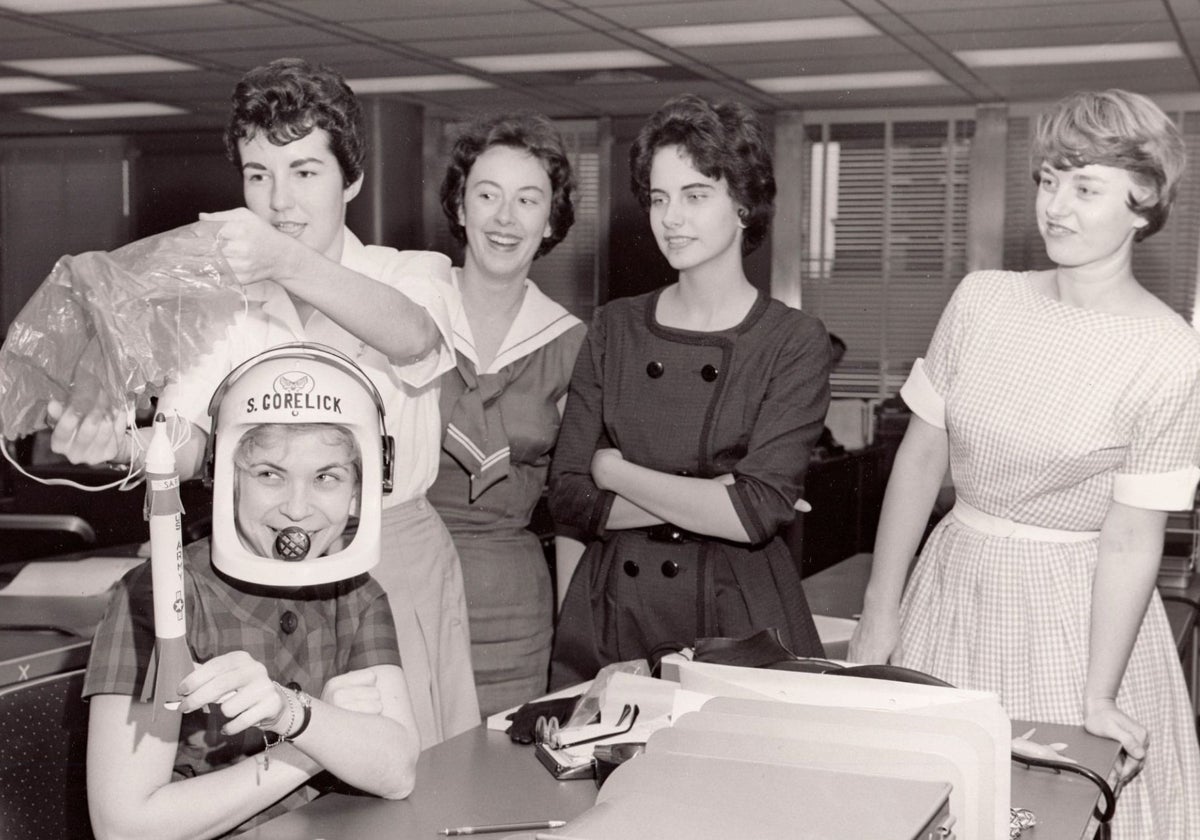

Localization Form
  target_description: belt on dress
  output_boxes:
[950,499,1100,543]
[632,523,701,543]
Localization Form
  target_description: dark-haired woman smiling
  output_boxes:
[428,112,586,715]
[548,94,832,688]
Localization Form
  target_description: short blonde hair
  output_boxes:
[234,423,362,486]
[1031,89,1186,241]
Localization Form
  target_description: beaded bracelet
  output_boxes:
[259,683,298,770]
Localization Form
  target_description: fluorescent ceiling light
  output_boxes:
[4,55,197,76]
[0,76,77,94]
[752,70,946,93]
[25,102,186,119]
[641,16,878,47]
[956,41,1181,67]
[458,50,665,74]
[348,75,494,93]
[0,0,213,11]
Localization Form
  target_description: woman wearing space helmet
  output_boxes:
[82,344,419,840]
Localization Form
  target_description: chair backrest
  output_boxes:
[0,514,97,562]
[0,668,94,840]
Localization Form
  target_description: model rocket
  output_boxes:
[141,412,196,715]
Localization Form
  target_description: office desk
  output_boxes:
[245,719,1118,840]
[802,550,874,620]
[0,548,142,686]
[247,550,1121,839]
[814,553,1200,717]
[243,727,596,839]
[1159,571,1200,721]
[807,550,1198,626]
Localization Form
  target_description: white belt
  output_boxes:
[950,499,1099,543]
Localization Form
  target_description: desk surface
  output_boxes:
[802,551,1128,838]
[243,727,597,840]
[245,720,1118,840]
[173,549,1119,839]
[1159,567,1200,652]
[803,550,874,620]
[808,551,1197,651]
[246,551,1121,840]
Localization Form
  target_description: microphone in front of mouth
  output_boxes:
[274,526,311,560]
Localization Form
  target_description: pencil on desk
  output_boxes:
[438,820,567,836]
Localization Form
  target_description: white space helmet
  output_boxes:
[204,342,394,586]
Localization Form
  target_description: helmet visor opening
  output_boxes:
[232,422,362,562]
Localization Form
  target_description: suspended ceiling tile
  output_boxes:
[930,21,1180,52]
[673,38,910,65]
[133,24,351,53]
[901,3,1168,33]
[42,4,285,33]
[343,11,595,42]
[598,1,855,28]
[418,31,641,59]
[278,0,536,21]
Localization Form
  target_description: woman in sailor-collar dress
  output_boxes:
[428,112,587,716]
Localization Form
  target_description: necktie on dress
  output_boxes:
[442,357,510,501]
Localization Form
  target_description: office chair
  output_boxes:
[0,668,94,840]
[0,513,97,562]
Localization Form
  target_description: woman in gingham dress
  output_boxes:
[851,89,1200,838]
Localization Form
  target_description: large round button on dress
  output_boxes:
[623,560,640,577]
[279,610,299,634]
[661,560,680,578]
[646,361,664,378]
[286,681,302,693]
[701,364,719,382]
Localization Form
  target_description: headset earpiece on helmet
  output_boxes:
[204,342,394,587]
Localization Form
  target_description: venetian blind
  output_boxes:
[430,118,601,324]
[1003,112,1200,322]
[801,120,973,398]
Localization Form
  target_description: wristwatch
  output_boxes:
[284,689,313,741]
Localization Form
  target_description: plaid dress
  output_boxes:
[896,270,1200,839]
[84,539,402,835]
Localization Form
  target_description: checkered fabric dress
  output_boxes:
[895,270,1200,839]
[84,539,402,834]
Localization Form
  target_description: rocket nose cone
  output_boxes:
[274,526,311,561]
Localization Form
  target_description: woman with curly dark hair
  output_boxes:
[548,94,832,687]
[53,57,482,749]
[429,112,587,714]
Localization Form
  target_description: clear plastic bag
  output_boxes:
[0,221,244,440]
[563,659,650,729]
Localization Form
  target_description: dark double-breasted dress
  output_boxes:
[549,288,832,688]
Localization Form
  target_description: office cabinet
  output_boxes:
[789,443,889,578]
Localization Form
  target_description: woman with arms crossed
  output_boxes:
[549,94,831,688]
[850,89,1200,837]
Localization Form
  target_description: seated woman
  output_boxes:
[84,345,419,839]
